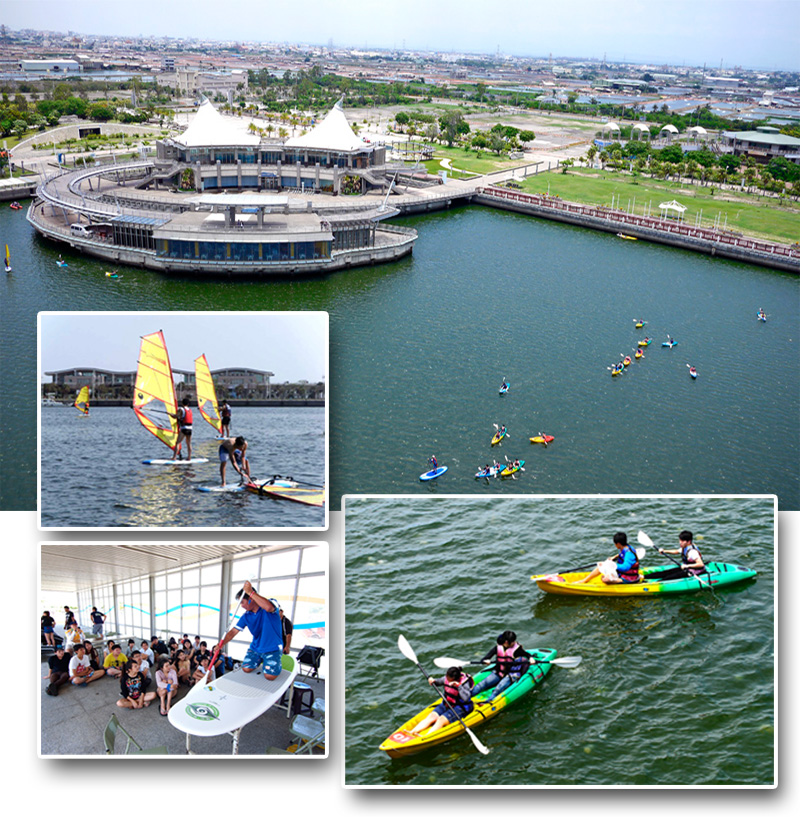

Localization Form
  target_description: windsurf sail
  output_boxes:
[194,353,222,433]
[133,330,179,451]
[74,386,90,415]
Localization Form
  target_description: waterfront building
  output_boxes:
[28,100,420,276]
[721,126,800,164]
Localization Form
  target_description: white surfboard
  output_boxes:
[197,483,246,493]
[168,656,298,751]
[142,458,210,466]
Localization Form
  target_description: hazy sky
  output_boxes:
[3,0,798,71]
[39,311,328,382]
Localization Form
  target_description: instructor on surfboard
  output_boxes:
[214,582,283,681]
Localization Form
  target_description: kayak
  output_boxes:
[475,464,503,479]
[501,460,524,477]
[662,341,678,348]
[635,349,644,359]
[531,561,756,597]
[638,339,652,347]
[491,429,507,446]
[420,466,448,481]
[623,356,632,366]
[757,313,767,322]
[689,368,698,379]
[499,383,510,395]
[530,435,554,444]
[378,647,557,758]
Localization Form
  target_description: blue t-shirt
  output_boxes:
[235,604,282,654]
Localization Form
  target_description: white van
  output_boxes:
[70,224,90,237]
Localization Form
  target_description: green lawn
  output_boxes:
[518,168,800,244]
[425,144,525,175]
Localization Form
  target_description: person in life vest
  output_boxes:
[658,530,706,578]
[470,630,531,703]
[576,531,640,584]
[220,400,232,436]
[411,666,475,736]
[171,397,194,461]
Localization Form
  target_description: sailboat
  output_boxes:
[194,353,223,436]
[74,386,90,417]
[133,330,208,466]
[4,244,11,273]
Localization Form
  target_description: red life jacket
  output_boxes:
[616,545,640,582]
[181,407,193,426]
[442,672,473,707]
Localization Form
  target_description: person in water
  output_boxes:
[220,400,232,436]
[411,666,475,736]
[218,436,251,485]
[470,631,531,703]
[658,530,706,578]
[576,531,640,584]
[171,397,193,461]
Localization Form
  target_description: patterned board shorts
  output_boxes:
[242,647,282,676]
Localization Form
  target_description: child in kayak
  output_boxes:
[411,667,475,735]
[655,530,707,580]
[470,630,531,702]
[576,532,640,584]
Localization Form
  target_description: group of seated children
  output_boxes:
[45,632,229,716]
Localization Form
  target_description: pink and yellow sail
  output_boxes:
[133,330,179,450]
[194,353,222,433]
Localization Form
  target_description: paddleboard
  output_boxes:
[245,482,325,506]
[142,458,210,466]
[197,483,246,493]
[168,656,298,739]
[419,466,447,481]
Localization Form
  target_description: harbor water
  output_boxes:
[40,406,325,527]
[343,495,775,786]
[2,202,799,511]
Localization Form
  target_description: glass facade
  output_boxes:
[159,239,331,262]
[71,546,327,673]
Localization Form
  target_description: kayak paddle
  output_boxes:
[433,655,582,670]
[531,547,646,581]
[636,530,715,594]
[397,634,490,756]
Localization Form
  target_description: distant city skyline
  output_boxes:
[2,0,799,72]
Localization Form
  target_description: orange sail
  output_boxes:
[133,330,179,450]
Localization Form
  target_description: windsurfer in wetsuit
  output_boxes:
[171,397,193,461]
[576,531,640,584]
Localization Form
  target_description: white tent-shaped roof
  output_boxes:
[285,100,366,152]
[659,124,679,134]
[687,126,707,135]
[659,199,687,214]
[174,99,260,148]
[601,121,621,131]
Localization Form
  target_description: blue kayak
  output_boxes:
[499,382,510,395]
[420,466,448,481]
[662,341,678,347]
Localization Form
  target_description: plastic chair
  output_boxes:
[103,714,168,755]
